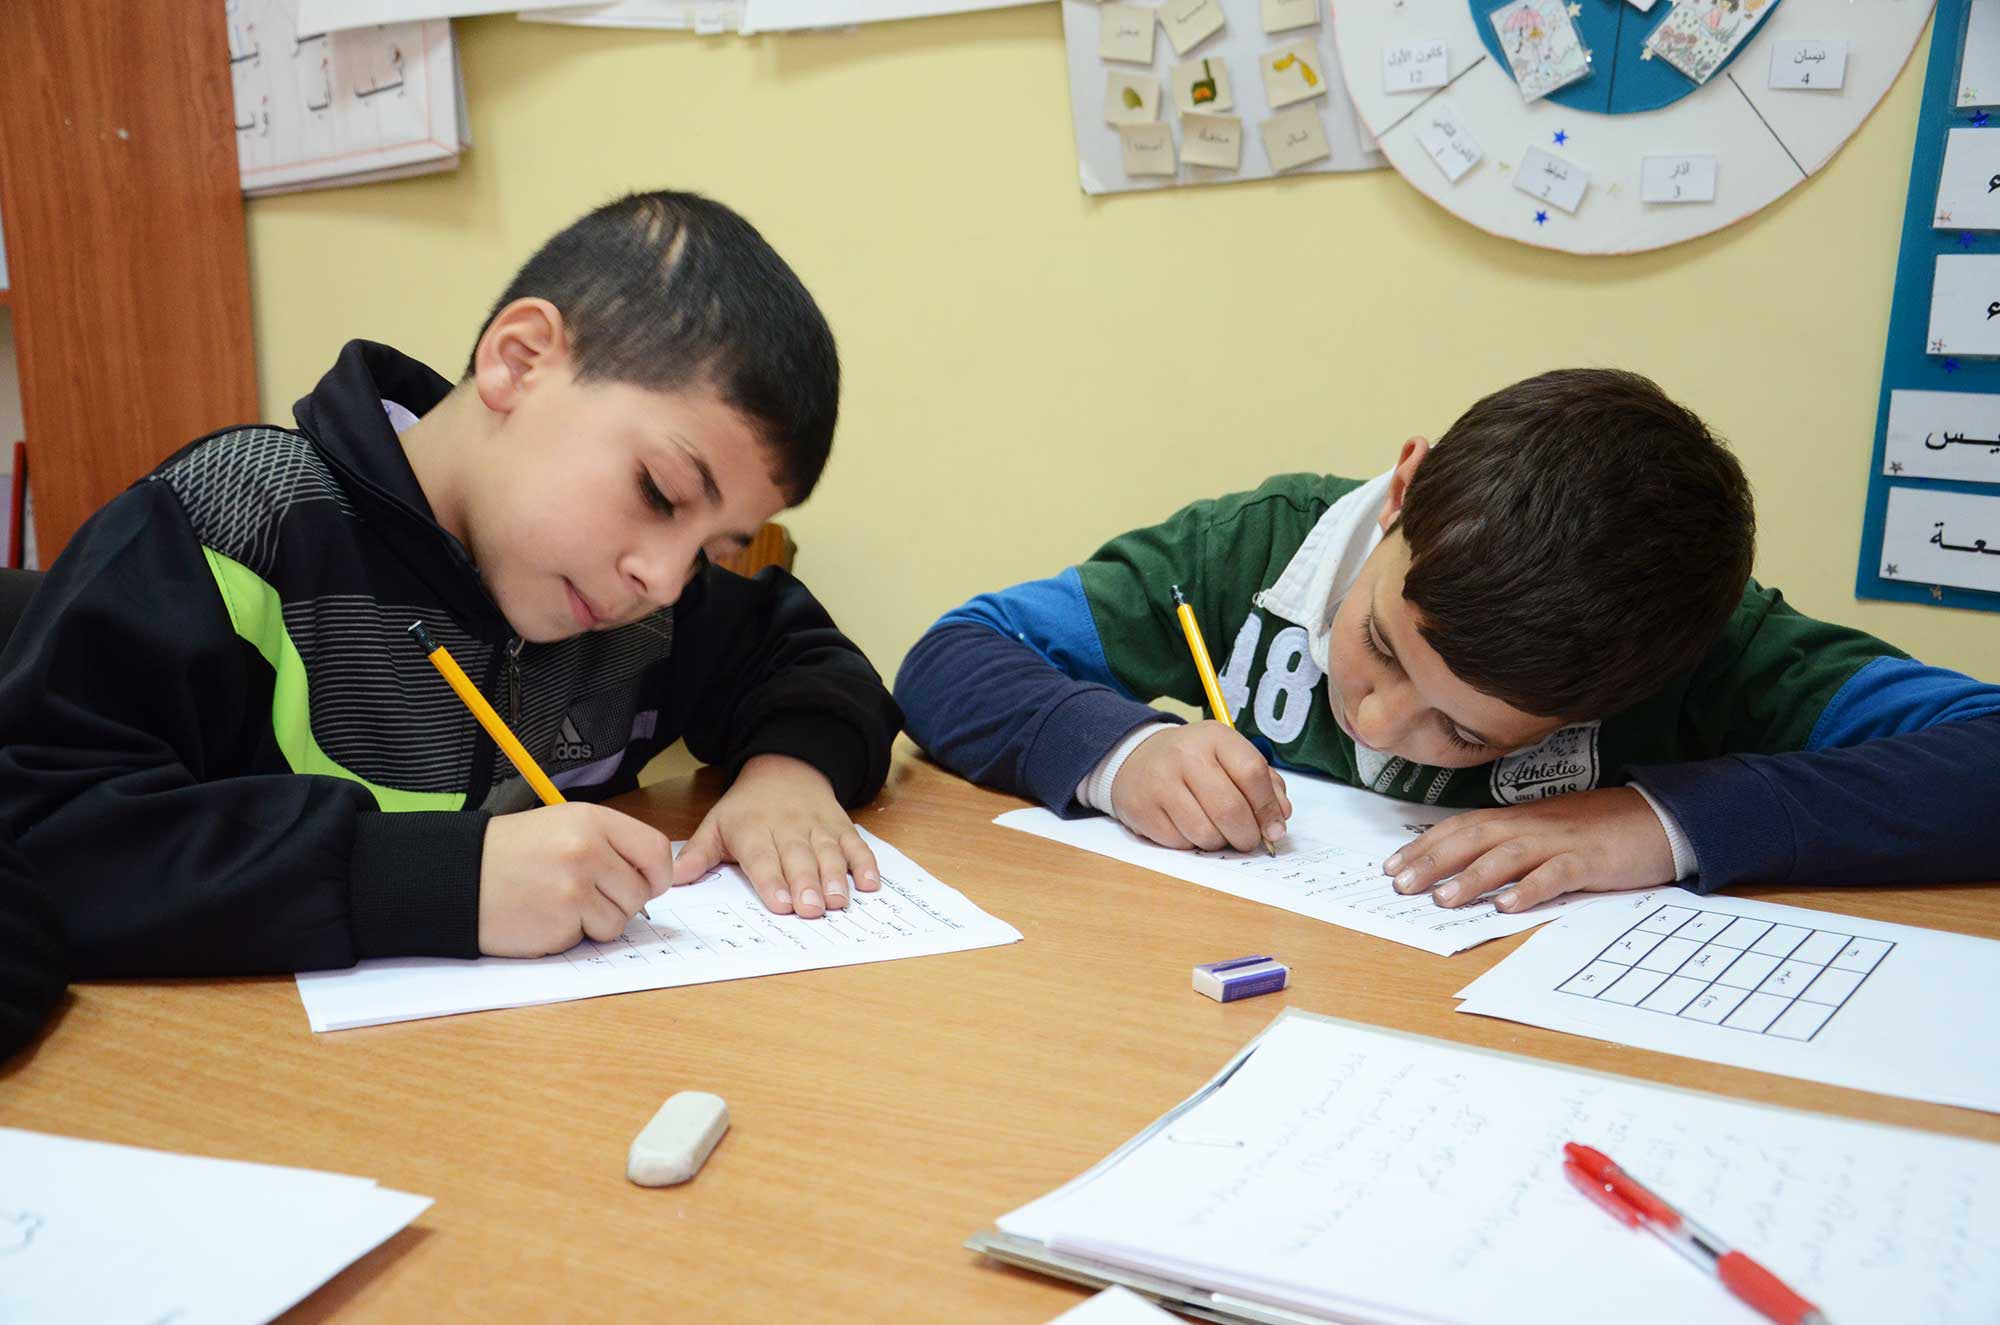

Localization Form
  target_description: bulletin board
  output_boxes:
[1331,0,1935,254]
[1855,0,2000,613]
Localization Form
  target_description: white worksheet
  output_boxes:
[995,773,1623,955]
[1455,892,2000,1112]
[996,1013,2000,1325]
[296,828,1020,1030]
[1883,388,2000,484]
[0,1127,428,1325]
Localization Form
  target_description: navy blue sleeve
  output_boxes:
[1630,712,2000,891]
[894,571,1180,815]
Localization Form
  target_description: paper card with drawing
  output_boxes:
[1879,485,2000,595]
[1104,70,1161,124]
[1644,0,1775,86]
[1260,38,1329,108]
[995,1012,2000,1324]
[995,772,1627,955]
[1884,388,2000,484]
[295,828,1021,1031]
[1454,892,2000,1112]
[1488,0,1592,101]
[1171,55,1234,112]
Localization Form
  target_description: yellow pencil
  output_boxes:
[1170,585,1277,857]
[408,620,566,807]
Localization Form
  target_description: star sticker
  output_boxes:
[1641,46,1655,60]
[1939,211,1955,223]
[1553,129,1569,146]
[1534,209,1550,225]
[1931,338,1947,352]
[1961,231,1978,249]
[1890,461,1905,474]
[1608,181,1623,196]
[1975,110,1993,127]
[1568,1,1581,12]
[1945,358,1963,373]
[1931,585,1946,601]
[1886,564,1899,576]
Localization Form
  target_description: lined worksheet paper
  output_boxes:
[1001,1013,2000,1325]
[996,774,1623,955]
[1453,892,2000,1112]
[296,828,1020,1030]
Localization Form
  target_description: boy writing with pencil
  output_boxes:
[0,190,901,990]
[898,370,2000,905]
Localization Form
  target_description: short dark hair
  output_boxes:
[1398,368,1755,720]
[471,190,839,502]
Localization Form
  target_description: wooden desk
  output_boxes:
[7,744,1997,1321]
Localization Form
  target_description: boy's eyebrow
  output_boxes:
[667,437,724,506]
[1370,582,1501,748]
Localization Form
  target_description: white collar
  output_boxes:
[1253,469,1393,635]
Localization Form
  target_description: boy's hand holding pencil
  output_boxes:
[1110,723,1292,856]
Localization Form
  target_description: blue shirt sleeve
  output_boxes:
[1631,712,2000,891]
[895,572,1180,816]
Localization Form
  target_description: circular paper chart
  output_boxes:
[1333,0,1935,253]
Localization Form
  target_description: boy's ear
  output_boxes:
[1377,436,1431,533]
[470,298,572,417]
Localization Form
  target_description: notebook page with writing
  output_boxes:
[996,773,1628,955]
[998,1013,2000,1325]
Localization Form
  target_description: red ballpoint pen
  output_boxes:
[1562,1142,1831,1325]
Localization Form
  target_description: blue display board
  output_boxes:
[1855,0,2000,615]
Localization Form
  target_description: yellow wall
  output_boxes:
[245,7,1998,686]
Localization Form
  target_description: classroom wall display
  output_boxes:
[1059,0,1382,194]
[1329,0,1934,254]
[229,0,471,197]
[1859,0,2000,614]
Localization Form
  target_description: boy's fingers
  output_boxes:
[670,819,726,888]
[601,812,675,896]
[810,832,850,908]
[735,833,793,915]
[1162,785,1227,853]
[1187,761,1265,854]
[579,887,633,943]
[1492,857,1582,913]
[841,828,881,893]
[1268,768,1291,825]
[778,837,826,918]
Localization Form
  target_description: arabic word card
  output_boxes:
[1640,154,1717,203]
[1414,99,1483,183]
[1261,0,1317,34]
[1884,389,2000,484]
[1161,0,1227,55]
[1767,39,1847,90]
[1644,0,1776,86]
[1261,105,1332,170]
[1181,112,1245,169]
[1927,254,2000,358]
[1512,145,1590,213]
[1383,38,1450,94]
[1489,0,1592,102]
[1964,0,2000,107]
[1099,3,1157,62]
[1881,485,2000,595]
[1936,128,2000,231]
[1118,122,1178,175]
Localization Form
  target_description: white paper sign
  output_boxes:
[1511,146,1589,213]
[1413,99,1483,182]
[1962,0,2000,107]
[1927,254,2000,357]
[1181,112,1245,169]
[1935,128,2000,231]
[1118,122,1177,175]
[1885,389,2000,484]
[1881,485,2000,594]
[1640,154,1717,203]
[1098,2,1157,62]
[1767,39,1847,89]
[1382,38,1448,93]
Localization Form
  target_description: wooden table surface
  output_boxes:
[6,742,1997,1321]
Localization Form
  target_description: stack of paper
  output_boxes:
[296,828,1020,1030]
[0,1128,428,1324]
[979,1012,2000,1324]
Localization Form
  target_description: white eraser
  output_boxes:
[627,1090,729,1187]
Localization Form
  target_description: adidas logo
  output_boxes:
[552,716,595,763]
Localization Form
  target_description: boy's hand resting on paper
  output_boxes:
[478,802,675,956]
[1384,787,1675,913]
[669,753,880,920]
[1110,721,1292,855]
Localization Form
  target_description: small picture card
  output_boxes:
[1935,128,2000,231]
[1172,56,1235,113]
[1181,112,1244,169]
[1962,0,2000,108]
[1262,0,1318,33]
[1413,99,1483,182]
[1640,154,1717,203]
[1118,122,1178,176]
[1512,145,1590,213]
[1767,40,1847,90]
[1884,389,2000,485]
[1644,0,1775,87]
[1098,3,1157,64]
[1384,39,1450,94]
[1489,0,1591,101]
[1261,39,1329,108]
[1881,486,2000,595]
[1105,71,1162,125]
[1260,106,1332,171]
[1160,0,1226,55]
[1927,254,2000,358]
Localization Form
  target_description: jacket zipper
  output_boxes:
[504,636,524,726]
